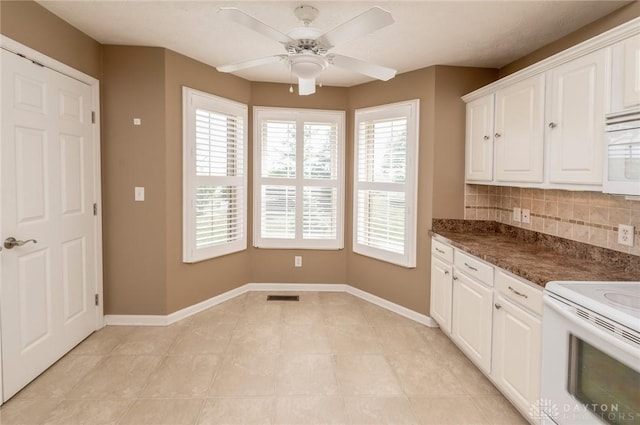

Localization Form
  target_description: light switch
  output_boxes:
[135,186,145,201]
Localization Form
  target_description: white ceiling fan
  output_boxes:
[216,5,397,95]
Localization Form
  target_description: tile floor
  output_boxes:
[0,291,530,425]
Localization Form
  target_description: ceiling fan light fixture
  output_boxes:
[289,54,327,79]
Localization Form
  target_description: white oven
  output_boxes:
[603,111,640,196]
[540,281,640,425]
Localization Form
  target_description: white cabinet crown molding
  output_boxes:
[462,16,640,103]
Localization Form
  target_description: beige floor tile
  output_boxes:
[474,395,529,425]
[65,355,163,399]
[210,354,278,396]
[326,325,383,354]
[140,354,221,398]
[118,398,204,425]
[274,396,347,425]
[0,399,60,425]
[387,352,464,397]
[15,354,103,399]
[111,326,182,355]
[169,324,235,354]
[42,400,131,425]
[197,397,274,425]
[235,303,282,326]
[334,354,403,396]
[186,298,246,328]
[276,354,338,396]
[70,326,133,355]
[323,304,369,327]
[318,292,364,307]
[410,396,487,425]
[281,304,324,325]
[344,396,420,425]
[374,326,437,355]
[281,324,331,354]
[444,355,500,396]
[227,323,282,354]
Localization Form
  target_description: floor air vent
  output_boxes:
[267,295,300,301]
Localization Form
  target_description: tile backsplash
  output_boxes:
[464,185,640,256]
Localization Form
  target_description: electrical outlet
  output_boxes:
[513,207,521,223]
[134,186,145,201]
[618,224,635,247]
[522,209,531,224]
[294,256,302,267]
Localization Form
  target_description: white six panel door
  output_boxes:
[1,49,98,401]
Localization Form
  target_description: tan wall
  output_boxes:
[0,0,101,78]
[101,46,168,314]
[346,67,498,315]
[433,66,498,219]
[500,2,640,77]
[164,50,252,313]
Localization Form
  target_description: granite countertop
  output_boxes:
[431,220,640,288]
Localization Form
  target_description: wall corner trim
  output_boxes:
[104,283,438,328]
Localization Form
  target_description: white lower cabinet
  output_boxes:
[430,237,543,422]
[452,270,493,374]
[430,256,453,334]
[492,293,542,415]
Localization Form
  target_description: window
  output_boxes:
[353,99,419,267]
[254,107,345,249]
[183,87,247,262]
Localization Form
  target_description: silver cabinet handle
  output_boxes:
[444,270,450,275]
[483,135,490,141]
[464,262,478,272]
[435,247,445,254]
[495,303,502,310]
[4,237,37,250]
[494,133,501,138]
[548,122,557,129]
[453,275,459,281]
[508,286,528,299]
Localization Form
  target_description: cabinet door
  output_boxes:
[452,271,493,373]
[492,295,542,413]
[494,74,545,183]
[622,34,640,109]
[430,256,453,334]
[465,95,494,182]
[548,50,607,185]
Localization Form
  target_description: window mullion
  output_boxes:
[296,117,305,244]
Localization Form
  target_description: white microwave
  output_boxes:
[603,110,640,196]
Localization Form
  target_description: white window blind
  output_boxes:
[353,100,419,267]
[254,107,345,249]
[183,87,247,262]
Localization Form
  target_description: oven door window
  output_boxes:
[568,335,640,425]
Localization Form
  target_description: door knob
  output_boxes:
[3,237,37,250]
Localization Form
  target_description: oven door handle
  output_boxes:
[544,294,638,360]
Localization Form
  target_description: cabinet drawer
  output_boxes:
[496,270,542,316]
[454,250,494,286]
[432,239,453,262]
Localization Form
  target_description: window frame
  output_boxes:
[182,87,248,263]
[253,106,346,250]
[352,99,420,268]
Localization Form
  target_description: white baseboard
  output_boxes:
[104,282,438,328]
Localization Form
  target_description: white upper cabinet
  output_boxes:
[494,75,545,183]
[547,49,608,185]
[465,95,495,182]
[611,33,640,113]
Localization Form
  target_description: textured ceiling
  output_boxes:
[37,1,631,87]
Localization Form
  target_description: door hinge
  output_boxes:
[93,203,97,216]
[95,294,99,306]
[91,111,96,124]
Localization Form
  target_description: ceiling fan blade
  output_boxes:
[318,6,394,48]
[329,54,397,81]
[217,55,287,73]
[218,7,295,45]
[298,77,316,95]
